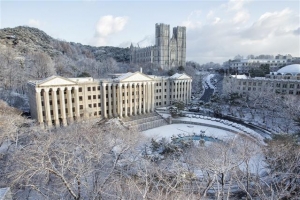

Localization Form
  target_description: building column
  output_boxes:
[102,83,107,118]
[73,86,80,120]
[179,81,183,102]
[178,81,180,102]
[181,81,184,103]
[52,87,60,127]
[138,82,142,114]
[119,83,123,118]
[129,83,132,116]
[108,83,112,118]
[134,83,137,115]
[59,87,67,126]
[35,88,44,127]
[174,81,178,102]
[147,82,151,112]
[187,80,191,104]
[43,88,52,127]
[186,80,189,104]
[143,82,146,114]
[67,87,73,123]
[151,82,155,111]
[113,83,117,117]
[124,83,128,117]
[183,81,186,104]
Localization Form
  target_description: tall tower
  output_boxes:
[155,23,170,69]
[173,26,186,67]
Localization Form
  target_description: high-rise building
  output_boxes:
[130,23,186,70]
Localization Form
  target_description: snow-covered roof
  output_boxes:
[276,64,300,75]
[170,73,191,79]
[113,72,133,81]
[233,74,248,79]
[170,73,182,78]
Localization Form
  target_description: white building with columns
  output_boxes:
[27,71,192,127]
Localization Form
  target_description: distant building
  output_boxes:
[223,54,295,74]
[130,23,186,70]
[223,64,300,96]
[27,71,192,127]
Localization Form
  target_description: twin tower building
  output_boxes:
[130,23,186,70]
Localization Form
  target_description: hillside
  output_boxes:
[0,26,130,62]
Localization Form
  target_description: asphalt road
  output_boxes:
[200,82,214,102]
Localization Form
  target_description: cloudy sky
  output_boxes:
[1,0,299,64]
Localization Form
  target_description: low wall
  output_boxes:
[171,119,263,144]
[172,119,239,134]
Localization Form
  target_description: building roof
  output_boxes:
[232,74,248,79]
[277,64,300,75]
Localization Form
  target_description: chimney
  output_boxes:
[140,67,143,73]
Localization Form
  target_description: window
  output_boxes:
[283,84,287,88]
[79,87,82,92]
[97,86,100,90]
[94,103,97,107]
[88,96,91,100]
[87,87,91,91]
[93,87,96,91]
[79,96,83,101]
[98,103,101,107]
[93,95,96,99]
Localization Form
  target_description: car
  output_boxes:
[189,107,199,112]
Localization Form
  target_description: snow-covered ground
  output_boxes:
[155,111,265,143]
[143,124,236,141]
[204,74,216,89]
[142,121,266,175]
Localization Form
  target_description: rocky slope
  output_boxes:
[0,26,130,62]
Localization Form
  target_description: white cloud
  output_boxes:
[96,15,128,37]
[213,17,221,24]
[28,19,41,28]
[227,0,249,11]
[185,7,299,64]
[240,8,298,40]
[233,10,250,24]
[182,10,202,29]
[91,15,128,46]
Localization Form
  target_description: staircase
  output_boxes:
[122,112,168,131]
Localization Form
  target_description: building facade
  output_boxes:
[130,23,186,70]
[223,64,300,96]
[223,54,296,74]
[27,71,192,127]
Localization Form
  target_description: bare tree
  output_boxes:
[9,119,141,199]
[25,52,55,79]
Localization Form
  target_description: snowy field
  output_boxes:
[142,123,266,175]
[143,124,236,141]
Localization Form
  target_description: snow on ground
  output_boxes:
[143,124,236,141]
[205,74,216,89]
[143,123,266,174]
[156,111,265,143]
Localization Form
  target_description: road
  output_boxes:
[200,82,214,102]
